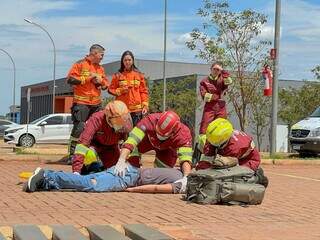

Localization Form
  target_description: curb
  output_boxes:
[261,159,320,165]
[0,224,175,240]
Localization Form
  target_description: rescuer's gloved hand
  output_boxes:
[113,157,129,177]
[174,176,188,194]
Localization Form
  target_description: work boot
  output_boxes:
[23,167,45,192]
[192,143,202,167]
[256,167,269,188]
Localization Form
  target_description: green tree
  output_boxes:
[186,0,271,131]
[149,75,198,137]
[249,85,271,151]
[311,65,320,81]
[279,81,320,126]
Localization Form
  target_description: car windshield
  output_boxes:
[30,115,49,124]
[310,107,320,117]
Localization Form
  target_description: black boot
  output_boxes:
[192,143,202,167]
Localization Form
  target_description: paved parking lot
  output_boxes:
[0,158,319,240]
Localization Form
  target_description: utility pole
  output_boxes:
[162,0,167,111]
[270,0,281,155]
[0,49,16,122]
[24,18,56,114]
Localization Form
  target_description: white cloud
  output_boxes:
[259,25,274,41]
[173,32,192,45]
[1,0,320,115]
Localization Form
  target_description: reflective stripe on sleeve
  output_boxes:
[178,147,193,162]
[74,144,90,156]
[124,127,145,147]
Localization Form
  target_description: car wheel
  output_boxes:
[19,134,35,147]
[298,151,317,158]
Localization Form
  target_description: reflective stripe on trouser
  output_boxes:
[43,165,139,192]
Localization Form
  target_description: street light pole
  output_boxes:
[0,48,16,122]
[162,0,167,111]
[270,0,281,155]
[24,18,56,114]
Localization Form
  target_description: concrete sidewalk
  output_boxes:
[0,161,319,240]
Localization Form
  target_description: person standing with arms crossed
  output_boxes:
[67,44,109,162]
[108,50,149,125]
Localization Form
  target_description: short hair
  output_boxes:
[89,44,105,53]
[211,62,223,70]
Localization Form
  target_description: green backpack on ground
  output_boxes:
[185,166,266,205]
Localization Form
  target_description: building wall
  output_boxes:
[19,59,312,152]
[20,60,211,123]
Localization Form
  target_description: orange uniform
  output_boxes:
[108,70,149,112]
[67,57,109,105]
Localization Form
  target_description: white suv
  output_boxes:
[289,106,320,157]
[4,113,73,147]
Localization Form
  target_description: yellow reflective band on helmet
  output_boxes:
[125,127,145,146]
[74,144,90,156]
[178,147,192,162]
[84,148,98,166]
[154,158,171,168]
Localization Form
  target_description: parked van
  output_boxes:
[289,106,320,156]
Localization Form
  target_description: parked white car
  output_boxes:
[4,113,73,147]
[289,106,320,157]
[0,119,20,137]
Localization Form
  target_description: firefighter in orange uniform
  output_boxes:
[108,50,149,125]
[67,44,109,161]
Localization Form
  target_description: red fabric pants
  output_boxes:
[238,148,261,172]
[199,101,227,134]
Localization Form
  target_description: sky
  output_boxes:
[0,0,320,115]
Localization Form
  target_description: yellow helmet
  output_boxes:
[206,118,233,147]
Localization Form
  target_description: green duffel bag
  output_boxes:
[185,166,266,205]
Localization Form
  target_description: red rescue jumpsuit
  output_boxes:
[196,130,261,171]
[199,71,231,134]
[72,111,126,173]
[122,113,193,168]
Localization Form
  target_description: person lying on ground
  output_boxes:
[23,165,187,194]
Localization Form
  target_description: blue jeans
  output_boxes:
[43,165,139,192]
